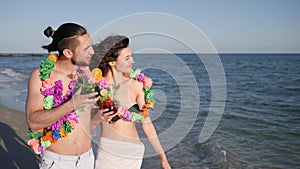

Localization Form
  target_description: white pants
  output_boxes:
[40,148,94,169]
[94,137,145,169]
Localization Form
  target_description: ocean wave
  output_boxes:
[0,68,27,83]
[200,140,240,169]
[15,89,27,104]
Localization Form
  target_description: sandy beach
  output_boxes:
[0,105,38,169]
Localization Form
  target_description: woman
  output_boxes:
[91,35,171,169]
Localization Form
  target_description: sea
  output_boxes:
[0,53,299,169]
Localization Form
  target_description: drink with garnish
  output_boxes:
[91,68,119,114]
[98,88,118,115]
[75,67,102,109]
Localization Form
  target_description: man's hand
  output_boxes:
[72,86,100,110]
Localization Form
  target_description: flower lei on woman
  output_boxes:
[27,54,79,154]
[90,68,154,122]
[124,68,155,121]
[94,68,155,123]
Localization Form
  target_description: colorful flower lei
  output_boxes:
[89,68,154,123]
[128,68,155,121]
[108,68,155,122]
[27,54,79,154]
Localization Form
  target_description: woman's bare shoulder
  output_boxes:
[130,78,143,89]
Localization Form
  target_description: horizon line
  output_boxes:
[137,52,300,55]
[1,52,300,56]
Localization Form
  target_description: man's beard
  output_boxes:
[71,58,89,66]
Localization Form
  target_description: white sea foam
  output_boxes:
[0,68,26,82]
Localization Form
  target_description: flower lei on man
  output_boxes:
[27,54,79,154]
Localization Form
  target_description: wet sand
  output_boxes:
[0,105,38,168]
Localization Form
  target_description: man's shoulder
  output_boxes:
[30,68,40,76]
[27,68,42,82]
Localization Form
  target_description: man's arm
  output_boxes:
[26,68,99,131]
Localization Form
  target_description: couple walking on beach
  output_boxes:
[25,22,171,169]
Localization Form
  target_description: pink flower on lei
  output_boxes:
[143,77,153,88]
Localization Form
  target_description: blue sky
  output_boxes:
[0,0,299,53]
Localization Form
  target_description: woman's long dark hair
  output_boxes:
[91,35,129,77]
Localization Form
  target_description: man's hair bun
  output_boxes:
[44,26,55,38]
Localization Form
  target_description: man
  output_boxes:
[26,23,99,169]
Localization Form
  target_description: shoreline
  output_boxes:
[0,53,45,57]
[0,105,38,168]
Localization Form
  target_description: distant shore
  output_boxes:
[0,53,299,57]
[0,53,45,57]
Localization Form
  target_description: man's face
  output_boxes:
[72,34,94,66]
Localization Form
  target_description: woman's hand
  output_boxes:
[160,153,171,169]
[101,109,114,122]
[162,159,171,169]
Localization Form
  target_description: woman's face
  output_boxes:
[114,46,134,73]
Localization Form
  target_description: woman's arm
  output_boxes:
[141,119,171,169]
[135,80,171,168]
